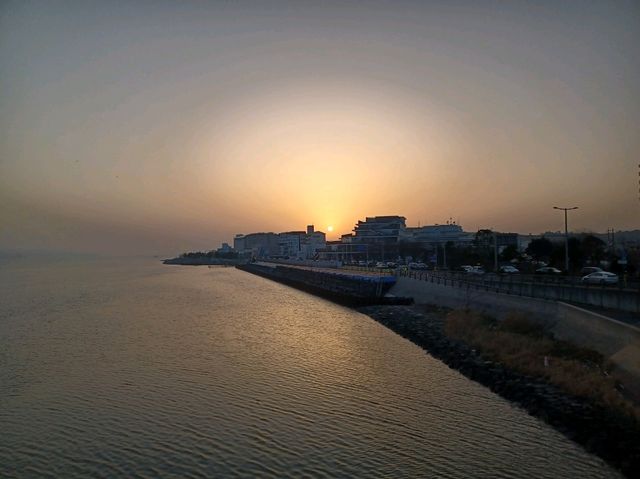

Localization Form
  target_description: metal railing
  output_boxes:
[394,268,640,313]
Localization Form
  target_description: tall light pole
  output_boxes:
[553,206,578,272]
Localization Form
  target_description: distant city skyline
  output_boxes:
[1,1,639,255]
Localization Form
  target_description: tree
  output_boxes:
[499,245,519,262]
[580,234,606,264]
[399,240,428,261]
[446,244,482,269]
[474,229,494,249]
[547,237,581,270]
[526,237,553,260]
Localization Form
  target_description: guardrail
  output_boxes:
[393,268,640,313]
[340,264,638,289]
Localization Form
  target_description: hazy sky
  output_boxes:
[1,0,639,255]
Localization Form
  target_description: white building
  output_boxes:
[301,225,326,259]
[404,223,474,246]
[278,225,326,259]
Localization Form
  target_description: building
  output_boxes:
[216,242,234,254]
[279,225,327,259]
[496,233,519,251]
[233,232,279,258]
[404,223,474,246]
[233,234,246,252]
[301,225,326,259]
[352,215,407,260]
[278,231,306,258]
[234,225,326,260]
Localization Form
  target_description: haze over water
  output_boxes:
[0,258,620,477]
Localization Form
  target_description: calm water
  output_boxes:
[0,257,620,478]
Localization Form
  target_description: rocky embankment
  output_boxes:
[358,304,640,478]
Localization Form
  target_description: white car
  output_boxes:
[581,271,618,285]
[499,265,519,274]
[536,267,562,275]
[461,265,484,274]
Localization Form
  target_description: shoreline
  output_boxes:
[163,257,244,266]
[358,304,640,478]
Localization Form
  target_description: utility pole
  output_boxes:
[494,231,499,272]
[553,206,578,272]
[434,243,438,270]
[607,228,615,250]
[442,242,447,269]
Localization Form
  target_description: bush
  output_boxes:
[500,313,547,338]
[444,309,640,421]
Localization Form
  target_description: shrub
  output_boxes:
[444,309,640,421]
[500,313,547,338]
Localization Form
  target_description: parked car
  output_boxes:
[358,260,367,267]
[580,266,603,276]
[535,267,562,275]
[386,261,397,268]
[460,265,484,274]
[581,271,618,285]
[375,261,386,269]
[409,262,427,270]
[499,265,520,274]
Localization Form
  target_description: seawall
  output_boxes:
[236,263,409,306]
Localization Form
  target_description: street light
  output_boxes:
[553,206,578,272]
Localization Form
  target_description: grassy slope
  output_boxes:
[444,310,640,422]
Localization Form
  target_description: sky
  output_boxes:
[1,0,639,255]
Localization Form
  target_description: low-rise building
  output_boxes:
[301,225,326,259]
[352,215,406,260]
[233,232,279,258]
[279,225,327,259]
[217,242,234,254]
[404,223,474,246]
[278,231,306,258]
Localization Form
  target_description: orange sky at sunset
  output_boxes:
[1,1,638,255]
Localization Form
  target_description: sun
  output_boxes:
[327,225,334,232]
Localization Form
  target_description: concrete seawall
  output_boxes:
[237,263,407,306]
